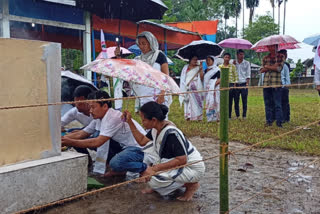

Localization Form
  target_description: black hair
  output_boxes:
[140,101,168,121]
[237,49,244,55]
[188,55,198,62]
[73,85,94,99]
[223,52,231,57]
[87,90,112,108]
[278,49,287,54]
[206,55,215,61]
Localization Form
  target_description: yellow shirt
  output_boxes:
[219,64,238,83]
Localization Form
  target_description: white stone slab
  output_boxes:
[0,152,88,214]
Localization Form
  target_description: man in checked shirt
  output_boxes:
[260,45,285,127]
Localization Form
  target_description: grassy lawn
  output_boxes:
[129,88,320,156]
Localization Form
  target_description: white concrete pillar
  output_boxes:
[0,0,10,38]
[83,11,92,81]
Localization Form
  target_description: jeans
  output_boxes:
[281,87,290,122]
[229,83,240,118]
[263,87,282,125]
[236,83,248,118]
[109,146,147,173]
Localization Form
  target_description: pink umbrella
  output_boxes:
[96,47,133,59]
[81,59,180,93]
[251,35,299,51]
[254,43,301,52]
[218,38,253,49]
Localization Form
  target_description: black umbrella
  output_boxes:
[75,0,167,21]
[175,40,224,61]
[61,71,98,102]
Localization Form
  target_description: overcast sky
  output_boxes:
[233,0,320,42]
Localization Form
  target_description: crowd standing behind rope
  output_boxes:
[60,31,320,201]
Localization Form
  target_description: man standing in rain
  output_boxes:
[260,45,285,127]
[219,53,238,119]
[234,49,251,119]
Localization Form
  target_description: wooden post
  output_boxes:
[219,67,229,214]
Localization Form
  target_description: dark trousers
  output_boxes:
[229,83,240,118]
[263,87,282,125]
[236,83,248,118]
[281,87,290,122]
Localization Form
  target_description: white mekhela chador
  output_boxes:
[179,65,204,120]
[147,124,205,196]
[203,65,220,122]
[132,31,172,112]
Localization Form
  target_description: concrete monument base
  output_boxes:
[0,152,87,214]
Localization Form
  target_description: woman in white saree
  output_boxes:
[132,31,172,113]
[179,56,204,121]
[122,101,205,201]
[203,56,220,122]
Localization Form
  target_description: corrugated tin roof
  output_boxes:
[137,20,199,35]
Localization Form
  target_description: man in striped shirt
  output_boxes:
[219,53,238,119]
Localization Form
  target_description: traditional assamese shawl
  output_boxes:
[147,124,205,196]
[132,31,172,110]
[179,64,203,106]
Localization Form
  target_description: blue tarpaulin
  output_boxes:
[9,0,84,25]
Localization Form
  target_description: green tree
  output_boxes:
[221,0,241,37]
[283,0,288,34]
[167,50,187,76]
[160,0,244,73]
[246,0,260,24]
[216,26,237,43]
[61,48,83,74]
[233,0,242,37]
[290,59,303,81]
[270,0,275,22]
[160,0,177,23]
[243,14,279,65]
[164,0,239,22]
[243,13,279,44]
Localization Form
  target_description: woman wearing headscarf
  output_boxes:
[203,56,220,122]
[132,31,172,113]
[179,56,204,121]
[122,101,205,201]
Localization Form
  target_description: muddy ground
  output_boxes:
[43,137,320,214]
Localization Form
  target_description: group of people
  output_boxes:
[260,47,291,127]
[178,44,298,128]
[61,31,205,201]
[179,50,251,122]
[60,30,319,201]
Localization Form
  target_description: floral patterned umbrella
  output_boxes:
[81,59,180,93]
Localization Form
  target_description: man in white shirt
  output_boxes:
[234,49,251,119]
[61,85,94,130]
[61,91,147,176]
[61,85,98,160]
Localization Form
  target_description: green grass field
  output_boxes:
[129,88,320,156]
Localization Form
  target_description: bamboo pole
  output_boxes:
[219,67,229,213]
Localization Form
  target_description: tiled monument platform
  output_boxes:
[0,38,87,213]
